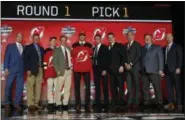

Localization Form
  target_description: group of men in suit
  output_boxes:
[3,30,183,113]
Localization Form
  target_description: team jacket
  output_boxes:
[43,48,57,80]
[72,42,93,72]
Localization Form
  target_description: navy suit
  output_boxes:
[164,43,183,105]
[4,43,24,105]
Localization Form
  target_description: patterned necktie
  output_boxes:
[64,48,69,69]
[35,44,42,66]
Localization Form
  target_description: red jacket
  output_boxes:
[72,42,93,72]
[43,48,57,80]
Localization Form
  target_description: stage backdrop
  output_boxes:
[1,2,173,104]
[1,20,172,103]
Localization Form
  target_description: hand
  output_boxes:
[5,69,9,76]
[159,70,164,77]
[119,66,124,73]
[27,70,31,76]
[101,70,107,76]
[125,63,131,70]
[175,68,181,74]
[57,71,60,75]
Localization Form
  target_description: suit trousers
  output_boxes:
[126,68,140,105]
[26,67,43,107]
[47,77,57,104]
[55,70,72,106]
[93,66,109,108]
[5,71,24,105]
[109,71,124,106]
[165,67,182,105]
[74,72,91,107]
[142,73,163,104]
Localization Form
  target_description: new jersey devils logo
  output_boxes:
[76,51,88,63]
[93,27,106,40]
[153,28,166,41]
[30,26,44,40]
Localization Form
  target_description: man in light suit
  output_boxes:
[4,33,24,111]
[141,34,164,110]
[53,35,72,112]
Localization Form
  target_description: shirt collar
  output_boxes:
[111,41,115,46]
[167,42,173,47]
[129,40,134,45]
[97,43,101,48]
[79,41,85,45]
[16,42,21,45]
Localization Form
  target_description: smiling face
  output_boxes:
[166,33,173,44]
[126,31,135,42]
[33,35,40,44]
[16,33,23,43]
[50,38,57,47]
[108,34,115,44]
[144,35,153,45]
[94,35,101,45]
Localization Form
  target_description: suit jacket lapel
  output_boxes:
[14,43,21,56]
[168,43,175,53]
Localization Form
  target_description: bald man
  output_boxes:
[4,33,24,111]
[164,33,183,112]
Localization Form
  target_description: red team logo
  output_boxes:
[76,50,89,63]
[153,28,166,41]
[93,27,106,40]
[30,26,44,40]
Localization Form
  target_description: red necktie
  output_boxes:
[65,49,69,69]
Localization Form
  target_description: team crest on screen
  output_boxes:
[61,26,76,38]
[1,25,13,43]
[93,27,106,40]
[122,26,136,35]
[30,26,44,40]
[153,28,166,41]
[76,50,88,63]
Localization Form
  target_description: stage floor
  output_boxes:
[1,108,185,120]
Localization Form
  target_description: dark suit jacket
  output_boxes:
[164,43,183,72]
[23,43,44,75]
[4,43,24,74]
[125,40,142,70]
[107,42,125,73]
[92,44,109,72]
[141,44,164,74]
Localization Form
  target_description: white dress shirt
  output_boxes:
[16,42,23,55]
[60,45,72,67]
[165,42,173,64]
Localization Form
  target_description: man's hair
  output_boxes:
[32,33,40,38]
[60,35,67,40]
[107,32,115,37]
[94,34,101,39]
[126,30,135,36]
[16,32,23,36]
[49,37,57,41]
[144,33,153,38]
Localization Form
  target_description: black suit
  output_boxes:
[107,42,125,106]
[125,40,141,105]
[93,44,109,110]
[24,43,44,75]
[164,43,183,106]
